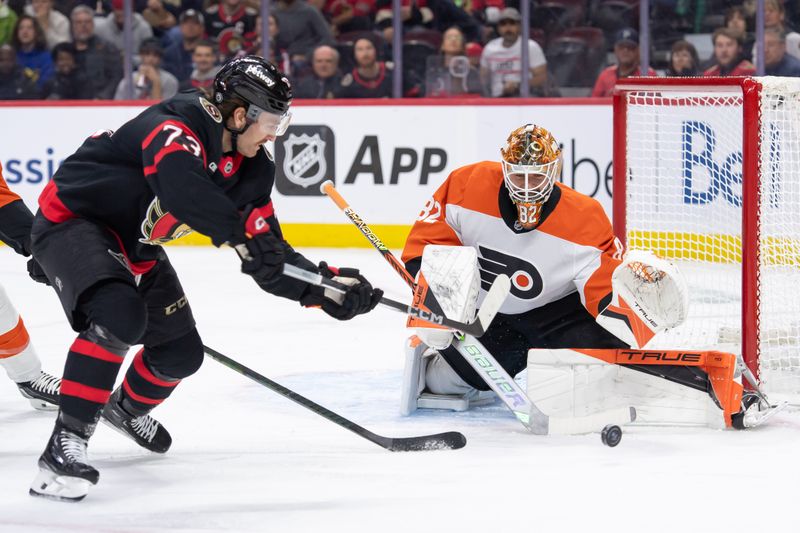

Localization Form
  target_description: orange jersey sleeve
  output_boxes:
[536,184,623,317]
[402,161,502,265]
[0,162,22,209]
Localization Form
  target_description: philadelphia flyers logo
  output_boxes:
[478,245,543,299]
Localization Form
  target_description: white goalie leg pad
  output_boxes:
[400,337,430,416]
[597,249,689,348]
[527,349,726,428]
[401,336,494,414]
[0,284,41,383]
[414,245,480,350]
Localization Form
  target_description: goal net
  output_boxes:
[613,77,800,401]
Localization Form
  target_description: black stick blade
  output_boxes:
[384,431,467,452]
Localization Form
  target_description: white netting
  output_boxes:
[622,77,800,400]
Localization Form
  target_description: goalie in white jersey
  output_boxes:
[399,124,763,429]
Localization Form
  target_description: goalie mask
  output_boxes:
[500,124,562,230]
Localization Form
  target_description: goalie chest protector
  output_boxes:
[403,161,622,317]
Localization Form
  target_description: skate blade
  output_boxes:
[29,468,93,502]
[744,400,790,428]
[28,398,58,411]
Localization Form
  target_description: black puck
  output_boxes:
[601,424,622,447]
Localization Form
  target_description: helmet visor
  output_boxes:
[247,105,292,137]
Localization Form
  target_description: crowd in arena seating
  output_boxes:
[1,0,800,100]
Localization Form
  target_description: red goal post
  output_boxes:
[612,76,800,400]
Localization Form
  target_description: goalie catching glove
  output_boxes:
[300,262,383,320]
[596,249,689,348]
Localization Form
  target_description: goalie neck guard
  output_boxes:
[500,124,562,230]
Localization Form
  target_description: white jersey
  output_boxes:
[402,161,623,317]
[479,36,546,97]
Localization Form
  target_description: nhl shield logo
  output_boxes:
[282,133,327,188]
[275,125,335,196]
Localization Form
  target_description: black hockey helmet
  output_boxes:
[213,55,292,117]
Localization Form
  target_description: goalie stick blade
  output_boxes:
[381,431,467,452]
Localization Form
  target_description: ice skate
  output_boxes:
[30,422,98,502]
[732,391,790,429]
[17,371,60,410]
[101,388,172,453]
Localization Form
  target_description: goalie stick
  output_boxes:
[451,335,636,435]
[203,345,467,451]
[282,263,510,337]
[321,181,634,435]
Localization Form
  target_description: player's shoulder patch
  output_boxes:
[199,96,222,123]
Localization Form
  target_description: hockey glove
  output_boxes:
[237,231,286,283]
[27,258,50,286]
[236,204,287,284]
[300,262,383,320]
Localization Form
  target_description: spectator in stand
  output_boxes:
[763,0,800,59]
[427,0,481,43]
[237,14,291,74]
[204,0,256,53]
[463,0,503,28]
[95,0,154,61]
[142,0,176,38]
[114,37,177,100]
[725,6,753,62]
[0,42,37,98]
[163,9,204,82]
[480,7,547,97]
[293,44,341,98]
[424,25,480,97]
[0,0,18,46]
[374,0,433,43]
[703,27,755,76]
[591,28,656,98]
[25,0,69,49]
[273,0,333,68]
[324,0,375,35]
[338,34,393,97]
[70,5,122,99]
[178,38,218,90]
[12,14,52,91]
[764,27,800,76]
[41,41,92,98]
[666,39,700,76]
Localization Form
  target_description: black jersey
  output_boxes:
[338,63,394,99]
[38,91,282,272]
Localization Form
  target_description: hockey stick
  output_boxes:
[320,180,510,334]
[282,263,509,337]
[321,181,634,435]
[451,335,636,435]
[203,345,467,451]
[321,180,417,288]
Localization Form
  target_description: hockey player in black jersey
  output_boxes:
[28,56,383,502]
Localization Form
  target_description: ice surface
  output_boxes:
[1,247,799,533]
